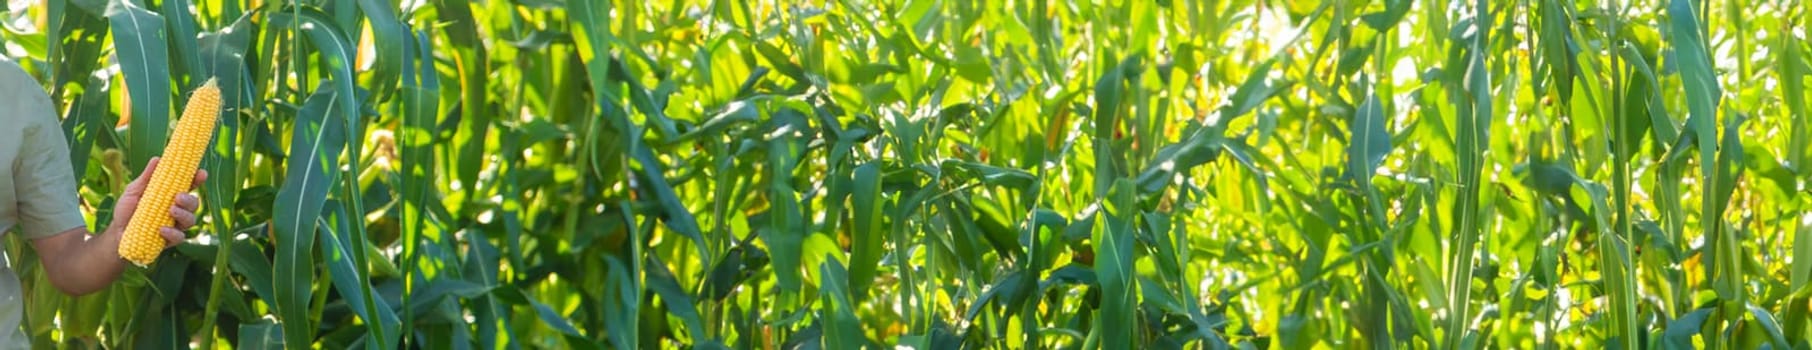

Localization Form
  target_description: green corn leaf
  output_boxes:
[1346,90,1391,185]
[818,260,869,349]
[850,161,885,299]
[1094,179,1139,349]
[108,2,171,173]
[271,83,350,348]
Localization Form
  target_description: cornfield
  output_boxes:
[0,0,1808,348]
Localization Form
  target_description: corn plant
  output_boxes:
[0,0,1807,348]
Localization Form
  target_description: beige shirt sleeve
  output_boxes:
[8,66,87,239]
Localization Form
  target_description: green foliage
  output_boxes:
[0,0,1808,348]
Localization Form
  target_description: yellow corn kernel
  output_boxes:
[119,78,220,266]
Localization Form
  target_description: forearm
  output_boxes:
[28,158,205,296]
[35,226,129,296]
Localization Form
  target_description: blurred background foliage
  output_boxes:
[1,0,1809,348]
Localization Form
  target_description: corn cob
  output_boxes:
[119,78,220,266]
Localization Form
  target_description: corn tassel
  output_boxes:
[119,78,220,266]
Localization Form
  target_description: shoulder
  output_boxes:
[0,58,58,156]
[0,57,55,126]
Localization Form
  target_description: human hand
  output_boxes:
[111,157,209,248]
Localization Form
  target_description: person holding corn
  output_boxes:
[0,58,209,345]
